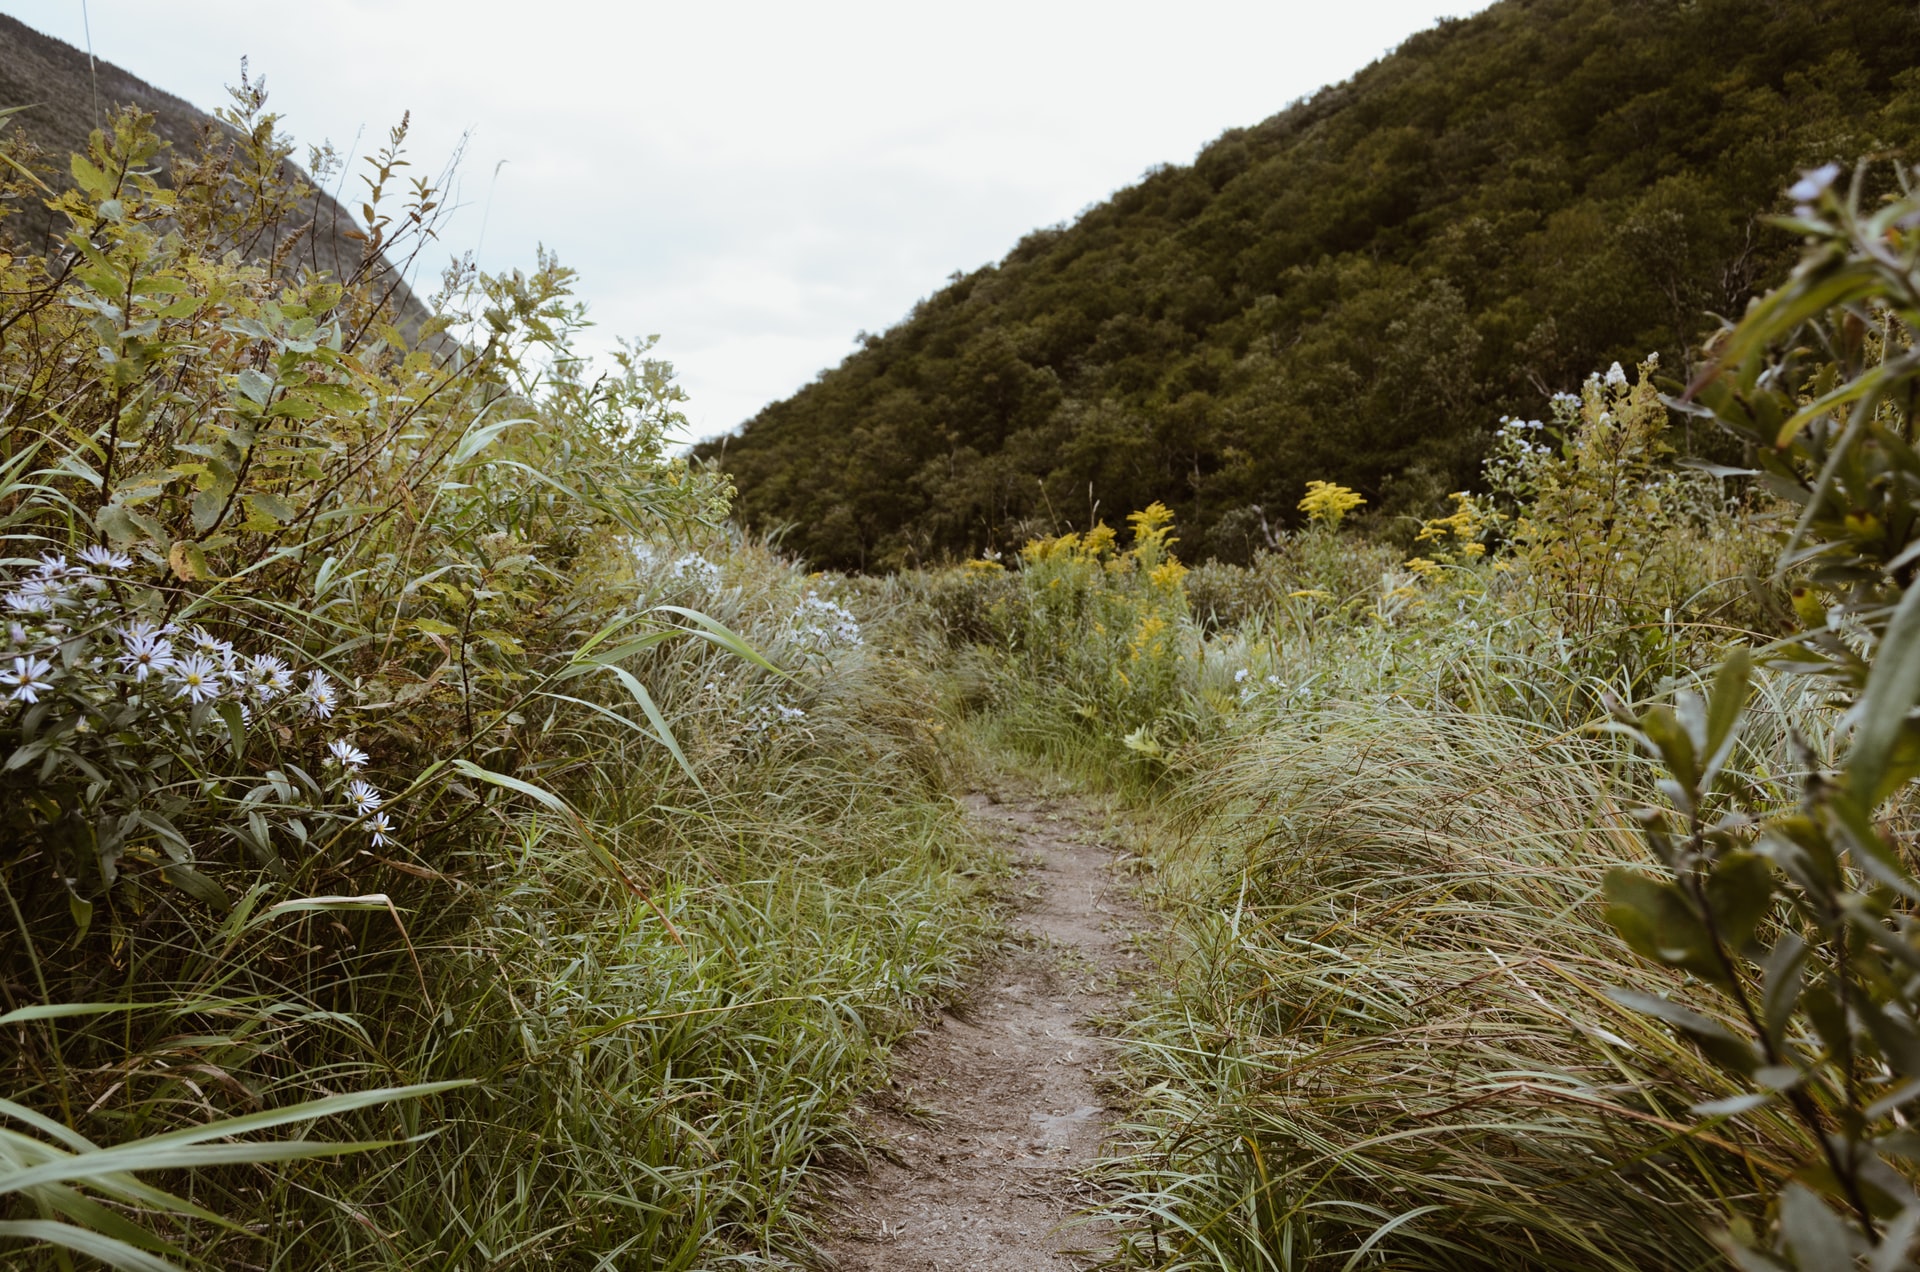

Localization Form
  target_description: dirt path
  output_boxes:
[820,780,1146,1271]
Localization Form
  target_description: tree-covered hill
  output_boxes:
[699,0,1920,570]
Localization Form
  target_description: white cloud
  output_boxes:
[4,0,1477,441]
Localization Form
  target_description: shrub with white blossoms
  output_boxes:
[788,592,862,652]
[0,550,411,911]
[668,554,725,591]
[630,541,727,596]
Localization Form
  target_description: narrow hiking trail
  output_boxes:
[821,779,1150,1271]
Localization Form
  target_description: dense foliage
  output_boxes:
[0,96,990,1269]
[900,161,1920,1265]
[703,0,1920,570]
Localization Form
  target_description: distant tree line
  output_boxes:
[700,0,1920,570]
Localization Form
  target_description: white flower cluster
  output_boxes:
[1493,415,1550,456]
[668,554,724,590]
[744,701,808,734]
[630,541,725,594]
[790,593,861,650]
[1233,667,1287,704]
[2,549,399,853]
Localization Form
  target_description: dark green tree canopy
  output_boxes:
[700,0,1920,570]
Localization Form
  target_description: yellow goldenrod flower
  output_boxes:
[1298,480,1366,527]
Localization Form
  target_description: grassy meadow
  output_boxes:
[11,76,1920,1272]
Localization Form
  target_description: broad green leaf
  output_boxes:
[598,664,702,789]
[1604,868,1718,980]
[0,1220,181,1272]
[1778,1184,1857,1268]
[652,604,786,676]
[1639,704,1699,795]
[1849,577,1920,806]
[447,760,571,818]
[160,863,229,913]
[1608,987,1758,1075]
[1702,648,1751,785]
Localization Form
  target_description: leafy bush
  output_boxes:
[1600,161,1920,1267]
[1,96,989,1268]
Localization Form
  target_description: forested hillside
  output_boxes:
[702,0,1920,569]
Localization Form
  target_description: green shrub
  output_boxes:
[1,96,990,1269]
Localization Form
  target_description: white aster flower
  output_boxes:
[78,545,133,572]
[367,811,395,848]
[246,653,295,701]
[33,553,74,579]
[169,652,223,705]
[117,623,176,682]
[1234,668,1250,683]
[346,779,382,817]
[5,579,58,615]
[302,671,339,719]
[2,654,55,704]
[187,626,234,661]
[327,739,370,770]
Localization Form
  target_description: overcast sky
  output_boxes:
[4,1,1476,443]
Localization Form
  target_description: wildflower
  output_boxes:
[33,553,74,578]
[2,654,55,704]
[668,555,724,589]
[792,594,862,648]
[1148,559,1189,590]
[346,779,382,817]
[187,627,234,661]
[78,545,133,572]
[301,671,339,719]
[169,653,223,705]
[117,623,175,682]
[247,654,295,701]
[327,739,370,770]
[1234,668,1250,683]
[746,701,809,733]
[1604,362,1629,387]
[367,811,395,848]
[1787,163,1841,206]
[4,579,57,615]
[1298,480,1366,528]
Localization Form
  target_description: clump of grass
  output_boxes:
[1092,693,1819,1269]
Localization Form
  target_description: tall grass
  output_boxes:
[1,97,996,1268]
[1093,689,1826,1269]
[908,361,1818,1266]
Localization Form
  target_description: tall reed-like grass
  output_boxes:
[1092,689,1828,1269]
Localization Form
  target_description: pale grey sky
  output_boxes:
[4,1,1476,442]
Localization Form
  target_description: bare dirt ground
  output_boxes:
[819,779,1148,1271]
